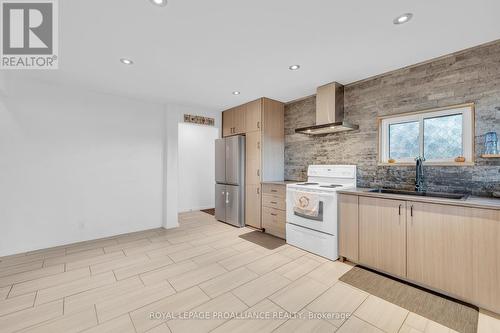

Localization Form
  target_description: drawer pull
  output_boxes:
[270,201,277,204]
[271,189,277,192]
[270,213,277,216]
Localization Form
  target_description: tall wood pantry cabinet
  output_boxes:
[222,98,284,229]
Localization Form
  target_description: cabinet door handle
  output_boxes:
[410,205,414,217]
[257,142,260,149]
[257,169,260,177]
[398,204,402,216]
[270,213,277,216]
[226,191,229,204]
[257,121,260,129]
[257,187,260,194]
[270,201,277,204]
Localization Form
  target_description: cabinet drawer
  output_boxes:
[262,207,285,239]
[262,184,286,198]
[262,194,285,210]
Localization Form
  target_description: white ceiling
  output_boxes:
[9,0,500,110]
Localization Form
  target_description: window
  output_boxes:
[379,104,474,165]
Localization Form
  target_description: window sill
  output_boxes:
[378,162,475,167]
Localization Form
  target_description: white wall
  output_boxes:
[178,123,219,212]
[0,76,165,256]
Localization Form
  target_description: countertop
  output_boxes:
[261,180,299,186]
[338,188,500,210]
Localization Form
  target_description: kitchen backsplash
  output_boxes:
[285,40,500,196]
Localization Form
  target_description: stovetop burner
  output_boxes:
[319,184,343,188]
[297,182,319,186]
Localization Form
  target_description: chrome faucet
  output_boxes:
[415,156,426,192]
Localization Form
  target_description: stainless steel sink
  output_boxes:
[368,188,469,200]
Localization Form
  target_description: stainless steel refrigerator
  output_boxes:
[215,136,245,227]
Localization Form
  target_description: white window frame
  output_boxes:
[379,104,475,165]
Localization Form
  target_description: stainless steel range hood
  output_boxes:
[295,82,358,135]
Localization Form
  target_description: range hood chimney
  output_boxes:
[295,82,358,135]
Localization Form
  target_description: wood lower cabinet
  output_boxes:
[338,194,500,314]
[407,202,500,312]
[261,183,286,239]
[407,202,474,301]
[471,208,500,313]
[245,184,261,228]
[262,207,286,239]
[338,194,359,262]
[262,194,286,210]
[358,196,407,277]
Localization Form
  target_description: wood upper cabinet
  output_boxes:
[232,105,246,135]
[359,196,407,277]
[338,194,359,262]
[222,108,234,137]
[245,99,262,132]
[222,106,246,136]
[407,202,474,302]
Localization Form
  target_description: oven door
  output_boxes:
[286,188,337,235]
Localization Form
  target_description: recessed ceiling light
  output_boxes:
[393,13,413,25]
[289,64,300,70]
[149,0,167,7]
[120,58,134,65]
[232,91,240,95]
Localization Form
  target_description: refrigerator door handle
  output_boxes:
[226,191,229,204]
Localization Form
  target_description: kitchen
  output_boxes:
[213,41,500,332]
[0,1,499,332]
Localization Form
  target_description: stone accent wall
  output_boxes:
[285,41,500,196]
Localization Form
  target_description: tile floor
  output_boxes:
[0,211,499,333]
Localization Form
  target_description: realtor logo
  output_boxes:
[1,0,58,69]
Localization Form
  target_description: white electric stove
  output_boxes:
[286,165,357,260]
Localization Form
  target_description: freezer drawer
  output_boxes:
[226,185,243,227]
[215,184,226,222]
[215,184,244,227]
